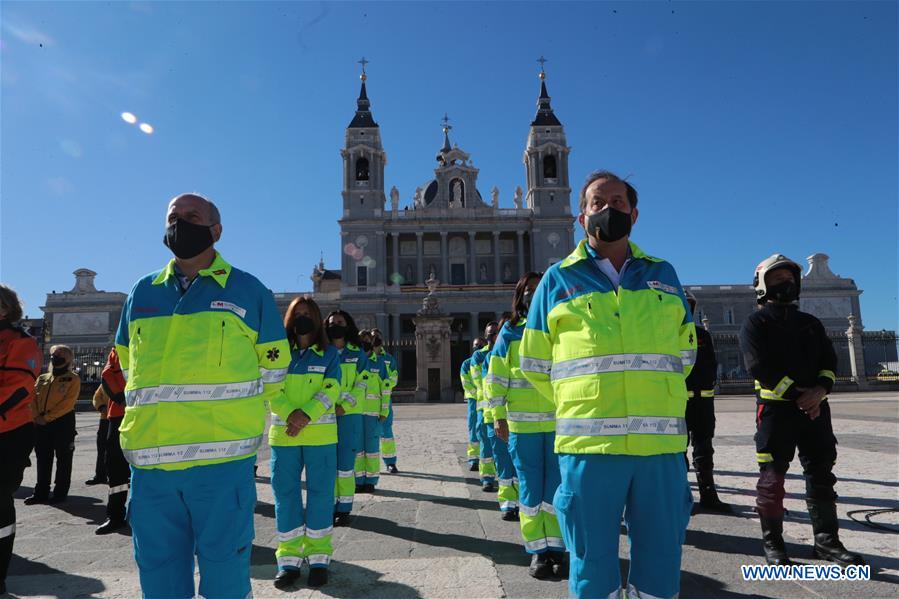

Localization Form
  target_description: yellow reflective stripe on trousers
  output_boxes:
[519,503,541,517]
[260,367,288,383]
[125,379,263,407]
[305,526,333,539]
[550,353,683,381]
[507,411,555,423]
[123,435,262,467]
[757,452,774,463]
[556,416,686,436]
[520,356,552,375]
[700,389,715,398]
[277,525,305,542]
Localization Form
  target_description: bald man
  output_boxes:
[116,193,291,599]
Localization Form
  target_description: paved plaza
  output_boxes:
[6,392,898,598]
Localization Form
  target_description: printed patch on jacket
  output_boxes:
[210,301,247,318]
[308,365,326,373]
[646,280,678,295]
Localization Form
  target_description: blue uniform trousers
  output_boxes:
[380,406,397,466]
[128,457,256,599]
[487,423,519,512]
[335,414,362,514]
[466,399,480,466]
[271,444,337,570]
[355,415,381,487]
[475,410,495,484]
[555,453,692,599]
[509,431,563,553]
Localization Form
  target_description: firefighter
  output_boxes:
[739,253,865,567]
[96,348,129,535]
[521,171,696,598]
[460,338,486,472]
[683,291,731,513]
[86,383,109,486]
[0,285,42,595]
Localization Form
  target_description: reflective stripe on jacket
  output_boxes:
[116,252,291,470]
[520,240,696,456]
[270,344,341,446]
[487,319,555,433]
[460,357,477,400]
[336,344,367,416]
[470,345,493,421]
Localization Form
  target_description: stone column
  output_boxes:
[493,232,501,284]
[392,232,400,285]
[468,232,476,284]
[392,313,401,344]
[846,314,868,389]
[416,232,424,285]
[516,231,525,279]
[440,232,449,283]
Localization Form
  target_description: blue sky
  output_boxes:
[2,1,896,330]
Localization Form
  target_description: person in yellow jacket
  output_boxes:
[86,384,109,486]
[271,297,341,590]
[469,324,498,492]
[26,345,80,505]
[488,271,567,579]
[520,171,696,599]
[116,193,290,599]
[355,329,386,491]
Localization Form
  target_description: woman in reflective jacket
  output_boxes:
[270,297,341,590]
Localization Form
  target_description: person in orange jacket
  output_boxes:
[0,285,42,595]
[86,385,109,486]
[96,348,129,534]
[26,345,80,505]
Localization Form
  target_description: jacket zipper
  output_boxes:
[219,320,225,366]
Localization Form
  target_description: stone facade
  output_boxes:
[41,269,127,353]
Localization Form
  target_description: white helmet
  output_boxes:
[753,254,802,304]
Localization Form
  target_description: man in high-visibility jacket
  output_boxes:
[116,193,290,599]
[460,337,486,472]
[521,171,696,599]
[372,330,399,474]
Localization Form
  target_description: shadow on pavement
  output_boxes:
[370,487,498,512]
[250,544,423,598]
[391,469,482,487]
[7,555,106,597]
[42,495,107,525]
[350,514,525,566]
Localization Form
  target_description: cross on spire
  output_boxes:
[358,56,369,74]
[537,55,548,73]
[441,113,453,133]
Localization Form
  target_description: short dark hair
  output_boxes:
[579,170,638,214]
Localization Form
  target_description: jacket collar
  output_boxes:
[561,239,661,269]
[152,252,232,288]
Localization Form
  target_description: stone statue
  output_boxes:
[426,274,439,295]
[513,186,523,209]
[429,264,437,281]
[413,186,423,208]
[491,186,499,208]
[479,263,488,281]
[503,264,512,281]
[452,180,463,207]
[390,185,399,212]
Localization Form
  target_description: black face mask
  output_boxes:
[51,355,67,367]
[767,281,798,303]
[586,207,632,242]
[373,338,383,348]
[293,316,315,336]
[326,324,347,340]
[361,341,373,353]
[164,218,215,260]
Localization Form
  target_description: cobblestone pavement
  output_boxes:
[7,392,898,598]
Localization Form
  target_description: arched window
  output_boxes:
[543,155,557,180]
[355,157,370,181]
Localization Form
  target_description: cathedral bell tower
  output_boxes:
[342,58,387,220]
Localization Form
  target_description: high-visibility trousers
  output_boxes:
[380,406,397,466]
[354,415,381,487]
[475,410,496,483]
[335,413,362,514]
[487,423,518,512]
[466,399,480,465]
[509,431,563,554]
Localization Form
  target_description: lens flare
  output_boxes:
[390,272,405,285]
[121,112,137,124]
[139,123,154,134]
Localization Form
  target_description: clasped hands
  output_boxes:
[795,385,827,420]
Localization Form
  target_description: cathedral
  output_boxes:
[289,63,578,386]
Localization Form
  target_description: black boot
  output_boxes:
[528,553,553,579]
[760,516,791,565]
[807,501,865,566]
[549,551,569,579]
[273,569,302,590]
[386,464,399,474]
[501,508,520,522]
[95,518,127,535]
[333,512,352,527]
[308,567,328,587]
[696,468,733,513]
[469,461,479,472]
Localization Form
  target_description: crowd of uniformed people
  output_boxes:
[0,170,865,598]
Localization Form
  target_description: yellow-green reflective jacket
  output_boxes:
[470,345,494,422]
[487,319,556,434]
[460,357,478,400]
[269,344,342,446]
[115,253,290,471]
[336,343,368,417]
[374,349,397,417]
[360,352,385,417]
[520,240,696,456]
